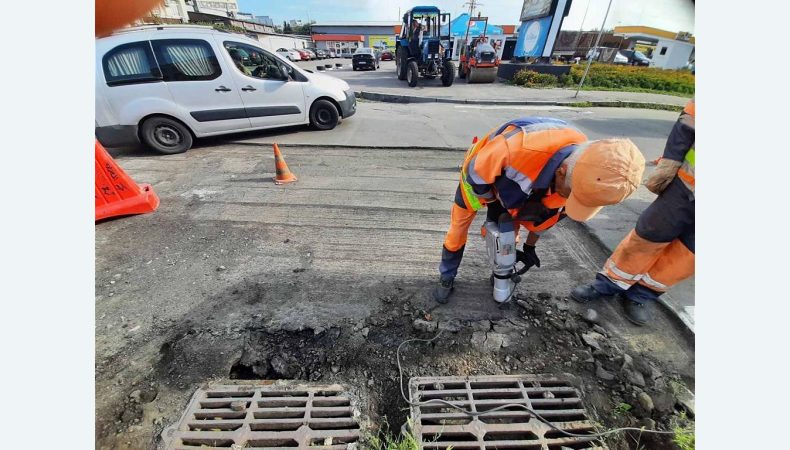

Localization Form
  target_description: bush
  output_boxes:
[568,63,694,95]
[511,69,558,88]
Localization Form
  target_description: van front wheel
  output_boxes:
[140,116,193,155]
[310,99,340,130]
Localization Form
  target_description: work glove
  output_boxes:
[645,159,682,195]
[518,244,541,273]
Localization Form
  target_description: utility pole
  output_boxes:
[572,0,592,55]
[462,0,483,18]
[574,0,613,97]
[462,0,484,48]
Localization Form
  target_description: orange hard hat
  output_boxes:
[96,0,163,37]
[564,139,645,222]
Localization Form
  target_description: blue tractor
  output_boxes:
[395,6,455,87]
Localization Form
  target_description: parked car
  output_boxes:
[293,49,310,61]
[619,50,651,66]
[308,48,327,59]
[352,47,380,70]
[613,51,629,64]
[303,49,317,60]
[276,48,301,61]
[380,50,393,61]
[95,25,356,154]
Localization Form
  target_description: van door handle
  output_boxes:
[241,85,257,91]
[215,86,232,92]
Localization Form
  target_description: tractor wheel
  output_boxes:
[459,64,466,79]
[397,50,408,80]
[406,60,419,87]
[441,61,455,87]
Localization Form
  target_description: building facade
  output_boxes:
[186,11,310,51]
[192,0,240,17]
[144,0,191,23]
[311,22,399,52]
[311,34,364,57]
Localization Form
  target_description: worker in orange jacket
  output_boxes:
[434,117,646,303]
[571,99,695,325]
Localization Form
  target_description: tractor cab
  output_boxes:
[395,6,455,87]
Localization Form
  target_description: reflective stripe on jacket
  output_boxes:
[665,99,695,192]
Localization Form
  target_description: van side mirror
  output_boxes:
[280,66,291,81]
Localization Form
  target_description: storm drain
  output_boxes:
[164,384,361,450]
[409,375,601,450]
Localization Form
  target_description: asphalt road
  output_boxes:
[97,141,694,449]
[112,101,694,328]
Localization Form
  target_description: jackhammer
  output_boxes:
[484,213,533,303]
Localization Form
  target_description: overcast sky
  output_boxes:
[238,0,695,33]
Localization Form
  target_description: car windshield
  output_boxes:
[355,48,373,54]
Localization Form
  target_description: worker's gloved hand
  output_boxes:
[645,159,682,194]
[521,244,540,270]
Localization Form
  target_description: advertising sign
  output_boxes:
[515,15,553,57]
[515,0,571,58]
[368,34,396,50]
[520,0,553,22]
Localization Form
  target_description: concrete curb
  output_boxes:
[355,91,683,111]
[579,222,695,335]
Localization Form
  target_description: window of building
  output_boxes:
[151,39,222,81]
[103,41,161,86]
[660,47,668,55]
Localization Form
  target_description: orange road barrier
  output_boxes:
[95,140,160,221]
[273,143,298,185]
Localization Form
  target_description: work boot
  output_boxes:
[622,298,650,326]
[433,277,454,304]
[570,284,605,303]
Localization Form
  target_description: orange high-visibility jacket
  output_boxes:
[663,99,695,191]
[459,118,587,232]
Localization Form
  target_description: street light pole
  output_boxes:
[574,0,614,98]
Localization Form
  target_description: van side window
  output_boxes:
[103,42,161,86]
[223,41,291,80]
[151,39,221,81]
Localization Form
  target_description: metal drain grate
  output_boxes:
[409,375,600,450]
[164,384,361,450]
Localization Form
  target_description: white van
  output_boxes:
[95,25,356,154]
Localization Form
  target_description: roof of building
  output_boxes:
[613,25,695,44]
[312,21,399,27]
[311,34,365,42]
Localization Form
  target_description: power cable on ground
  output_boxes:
[396,330,688,439]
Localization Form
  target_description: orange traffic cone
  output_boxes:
[273,143,297,185]
[95,140,159,221]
